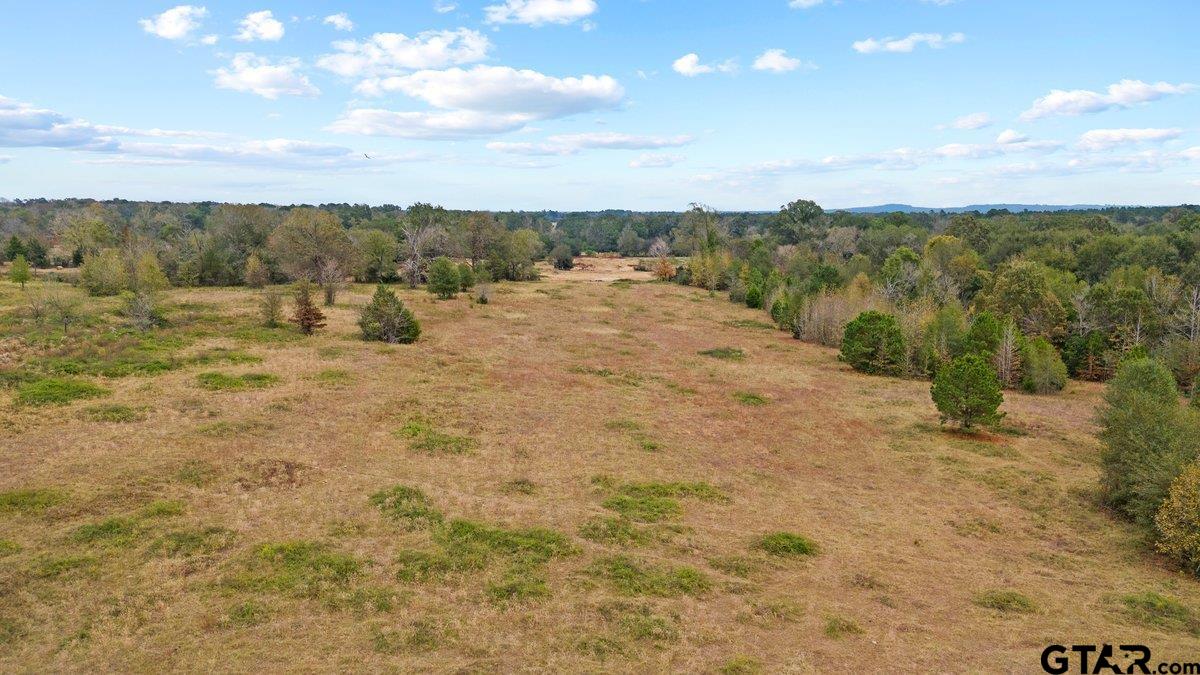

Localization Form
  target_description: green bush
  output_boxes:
[745,284,763,309]
[550,244,574,270]
[1020,337,1068,394]
[426,257,460,299]
[755,532,818,557]
[15,377,109,406]
[457,263,475,290]
[195,372,280,391]
[840,311,905,376]
[930,353,1004,429]
[1099,358,1200,526]
[79,249,128,296]
[1155,463,1200,574]
[358,285,420,344]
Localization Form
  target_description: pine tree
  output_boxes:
[358,285,421,344]
[426,256,460,299]
[290,281,326,335]
[9,254,31,289]
[931,353,1005,429]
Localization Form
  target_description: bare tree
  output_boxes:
[994,321,1022,389]
[317,259,345,306]
[400,205,446,288]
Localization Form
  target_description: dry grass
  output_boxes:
[1,259,1198,671]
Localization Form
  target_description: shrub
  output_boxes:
[745,284,763,309]
[243,253,269,288]
[1099,358,1200,526]
[196,372,280,391]
[9,254,31,289]
[1020,337,1068,394]
[550,244,574,270]
[653,257,675,281]
[426,257,460,299]
[1155,464,1200,574]
[290,281,326,335]
[930,353,1004,429]
[260,288,283,328]
[15,377,109,406]
[358,285,420,344]
[79,249,128,296]
[840,310,905,376]
[457,263,475,290]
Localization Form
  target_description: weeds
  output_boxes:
[755,532,819,557]
[369,485,443,529]
[195,372,280,391]
[699,347,746,361]
[15,377,109,405]
[588,555,711,597]
[974,589,1037,614]
[395,418,477,455]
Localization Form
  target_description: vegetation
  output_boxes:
[290,281,326,335]
[930,353,1005,429]
[426,256,461,299]
[840,311,905,376]
[358,285,420,344]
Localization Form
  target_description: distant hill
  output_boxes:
[840,203,1110,214]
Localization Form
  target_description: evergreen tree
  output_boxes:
[290,281,326,335]
[358,285,421,344]
[840,310,905,376]
[930,353,1005,429]
[8,254,31,289]
[426,256,460,299]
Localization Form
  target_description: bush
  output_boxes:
[260,288,283,328]
[1020,337,1068,394]
[1155,463,1200,574]
[840,311,905,376]
[426,257,460,299]
[79,249,128,296]
[457,263,475,290]
[930,353,1004,429]
[244,254,269,288]
[358,285,420,344]
[550,244,574,270]
[290,281,326,335]
[1099,358,1200,526]
[745,284,763,309]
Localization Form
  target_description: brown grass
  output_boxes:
[0,269,1197,671]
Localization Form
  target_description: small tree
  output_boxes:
[9,254,31,289]
[931,353,1005,429]
[550,244,574,270]
[1155,463,1200,575]
[317,259,345,306]
[123,290,163,331]
[1020,336,1068,394]
[993,320,1023,389]
[132,252,170,293]
[244,253,269,288]
[261,288,283,328]
[654,256,675,281]
[80,249,128,296]
[457,263,475,291]
[427,256,460,299]
[290,281,326,335]
[358,285,421,344]
[840,310,905,376]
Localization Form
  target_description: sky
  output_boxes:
[0,0,1198,211]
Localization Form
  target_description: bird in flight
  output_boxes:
[363,153,372,160]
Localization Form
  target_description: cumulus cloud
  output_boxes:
[939,112,992,131]
[995,129,1029,144]
[234,10,285,42]
[139,5,208,41]
[212,54,319,99]
[852,32,965,54]
[323,13,354,31]
[435,1,458,13]
[1020,79,1195,121]
[325,109,533,140]
[752,49,814,74]
[0,96,117,150]
[487,132,693,156]
[484,0,597,26]
[672,53,737,77]
[1077,127,1183,151]
[317,29,490,78]
[629,153,683,168]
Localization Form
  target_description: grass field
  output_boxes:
[1,257,1198,671]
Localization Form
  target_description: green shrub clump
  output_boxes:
[840,311,905,376]
[930,353,1004,429]
[1099,358,1200,526]
[358,285,420,344]
[1020,336,1068,394]
[15,377,109,406]
[426,257,461,299]
[1155,464,1200,574]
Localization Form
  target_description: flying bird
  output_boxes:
[363,153,372,160]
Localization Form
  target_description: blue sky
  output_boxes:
[1,0,1197,210]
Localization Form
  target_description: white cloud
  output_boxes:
[1190,179,1200,188]
[939,112,992,131]
[630,153,683,168]
[1021,79,1195,121]
[852,32,965,54]
[995,129,1028,144]
[326,109,532,140]
[1077,127,1183,151]
[484,0,597,26]
[672,53,737,77]
[139,5,208,41]
[323,13,354,31]
[200,34,219,45]
[487,132,693,156]
[212,54,319,99]
[788,0,825,7]
[317,29,490,78]
[235,10,285,42]
[0,96,116,150]
[435,1,458,13]
[752,49,814,74]
[354,66,623,117]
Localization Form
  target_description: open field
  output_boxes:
[1,258,1198,672]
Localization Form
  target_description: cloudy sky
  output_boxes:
[1,1,1197,210]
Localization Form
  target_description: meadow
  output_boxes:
[1,257,1198,672]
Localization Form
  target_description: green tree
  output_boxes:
[268,208,357,282]
[358,285,421,344]
[617,225,643,256]
[457,263,475,290]
[351,228,399,282]
[550,243,574,270]
[1019,337,1068,394]
[243,253,269,288]
[8,254,31,289]
[773,199,825,244]
[980,260,1068,339]
[80,249,129,296]
[261,288,282,328]
[840,311,906,376]
[965,311,1003,356]
[4,235,26,262]
[426,256,460,299]
[1099,358,1200,526]
[930,353,1005,429]
[1155,463,1200,574]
